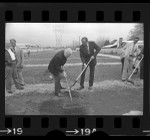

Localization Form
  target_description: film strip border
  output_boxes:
[0,3,149,22]
[0,3,150,136]
[1,116,147,136]
[0,8,144,22]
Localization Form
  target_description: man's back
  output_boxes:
[48,50,66,76]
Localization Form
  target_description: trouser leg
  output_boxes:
[121,58,124,74]
[127,57,134,78]
[122,57,129,80]
[54,75,61,95]
[140,60,143,79]
[12,63,22,88]
[80,63,88,88]
[89,63,95,87]
[5,66,13,91]
[17,67,24,85]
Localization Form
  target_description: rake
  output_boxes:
[63,73,82,109]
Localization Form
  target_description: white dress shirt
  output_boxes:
[87,43,90,54]
[6,48,16,61]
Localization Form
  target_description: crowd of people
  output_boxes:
[120,37,144,83]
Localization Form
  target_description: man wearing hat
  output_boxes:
[48,48,72,97]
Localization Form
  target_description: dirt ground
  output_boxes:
[5,80,143,115]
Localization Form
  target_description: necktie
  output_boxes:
[86,44,90,54]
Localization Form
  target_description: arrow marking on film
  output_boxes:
[66,129,79,135]
[0,128,12,134]
[143,130,150,133]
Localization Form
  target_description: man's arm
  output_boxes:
[5,50,12,66]
[80,46,86,63]
[93,42,101,57]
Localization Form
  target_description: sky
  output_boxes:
[5,23,139,47]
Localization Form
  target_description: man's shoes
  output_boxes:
[88,86,93,91]
[60,86,66,90]
[21,83,25,86]
[122,79,126,82]
[7,90,13,94]
[16,86,24,90]
[55,93,64,97]
[77,86,84,90]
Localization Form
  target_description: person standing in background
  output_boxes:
[121,37,140,82]
[5,42,24,94]
[12,40,25,86]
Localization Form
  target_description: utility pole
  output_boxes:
[73,40,74,49]
[53,24,64,48]
[79,36,81,46]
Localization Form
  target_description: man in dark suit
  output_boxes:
[48,48,72,97]
[77,37,101,91]
[5,42,24,94]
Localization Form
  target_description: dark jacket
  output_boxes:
[80,41,101,65]
[48,50,67,76]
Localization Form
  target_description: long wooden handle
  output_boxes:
[65,77,73,102]
[71,57,93,88]
[76,57,93,81]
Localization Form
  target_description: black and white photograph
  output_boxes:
[5,23,144,115]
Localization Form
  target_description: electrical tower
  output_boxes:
[54,24,64,48]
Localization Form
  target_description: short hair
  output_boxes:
[134,37,140,40]
[10,39,16,42]
[81,37,88,42]
[64,48,72,58]
[5,42,10,48]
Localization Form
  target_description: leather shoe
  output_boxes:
[7,90,13,94]
[16,86,24,90]
[60,86,66,90]
[77,86,84,90]
[88,86,93,90]
[55,93,64,97]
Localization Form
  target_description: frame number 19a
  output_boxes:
[80,128,96,136]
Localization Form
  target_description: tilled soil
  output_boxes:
[5,80,143,115]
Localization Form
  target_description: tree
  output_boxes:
[127,24,144,40]
[103,39,111,46]
[96,38,111,47]
[96,37,106,47]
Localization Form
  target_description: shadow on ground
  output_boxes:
[39,90,91,115]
